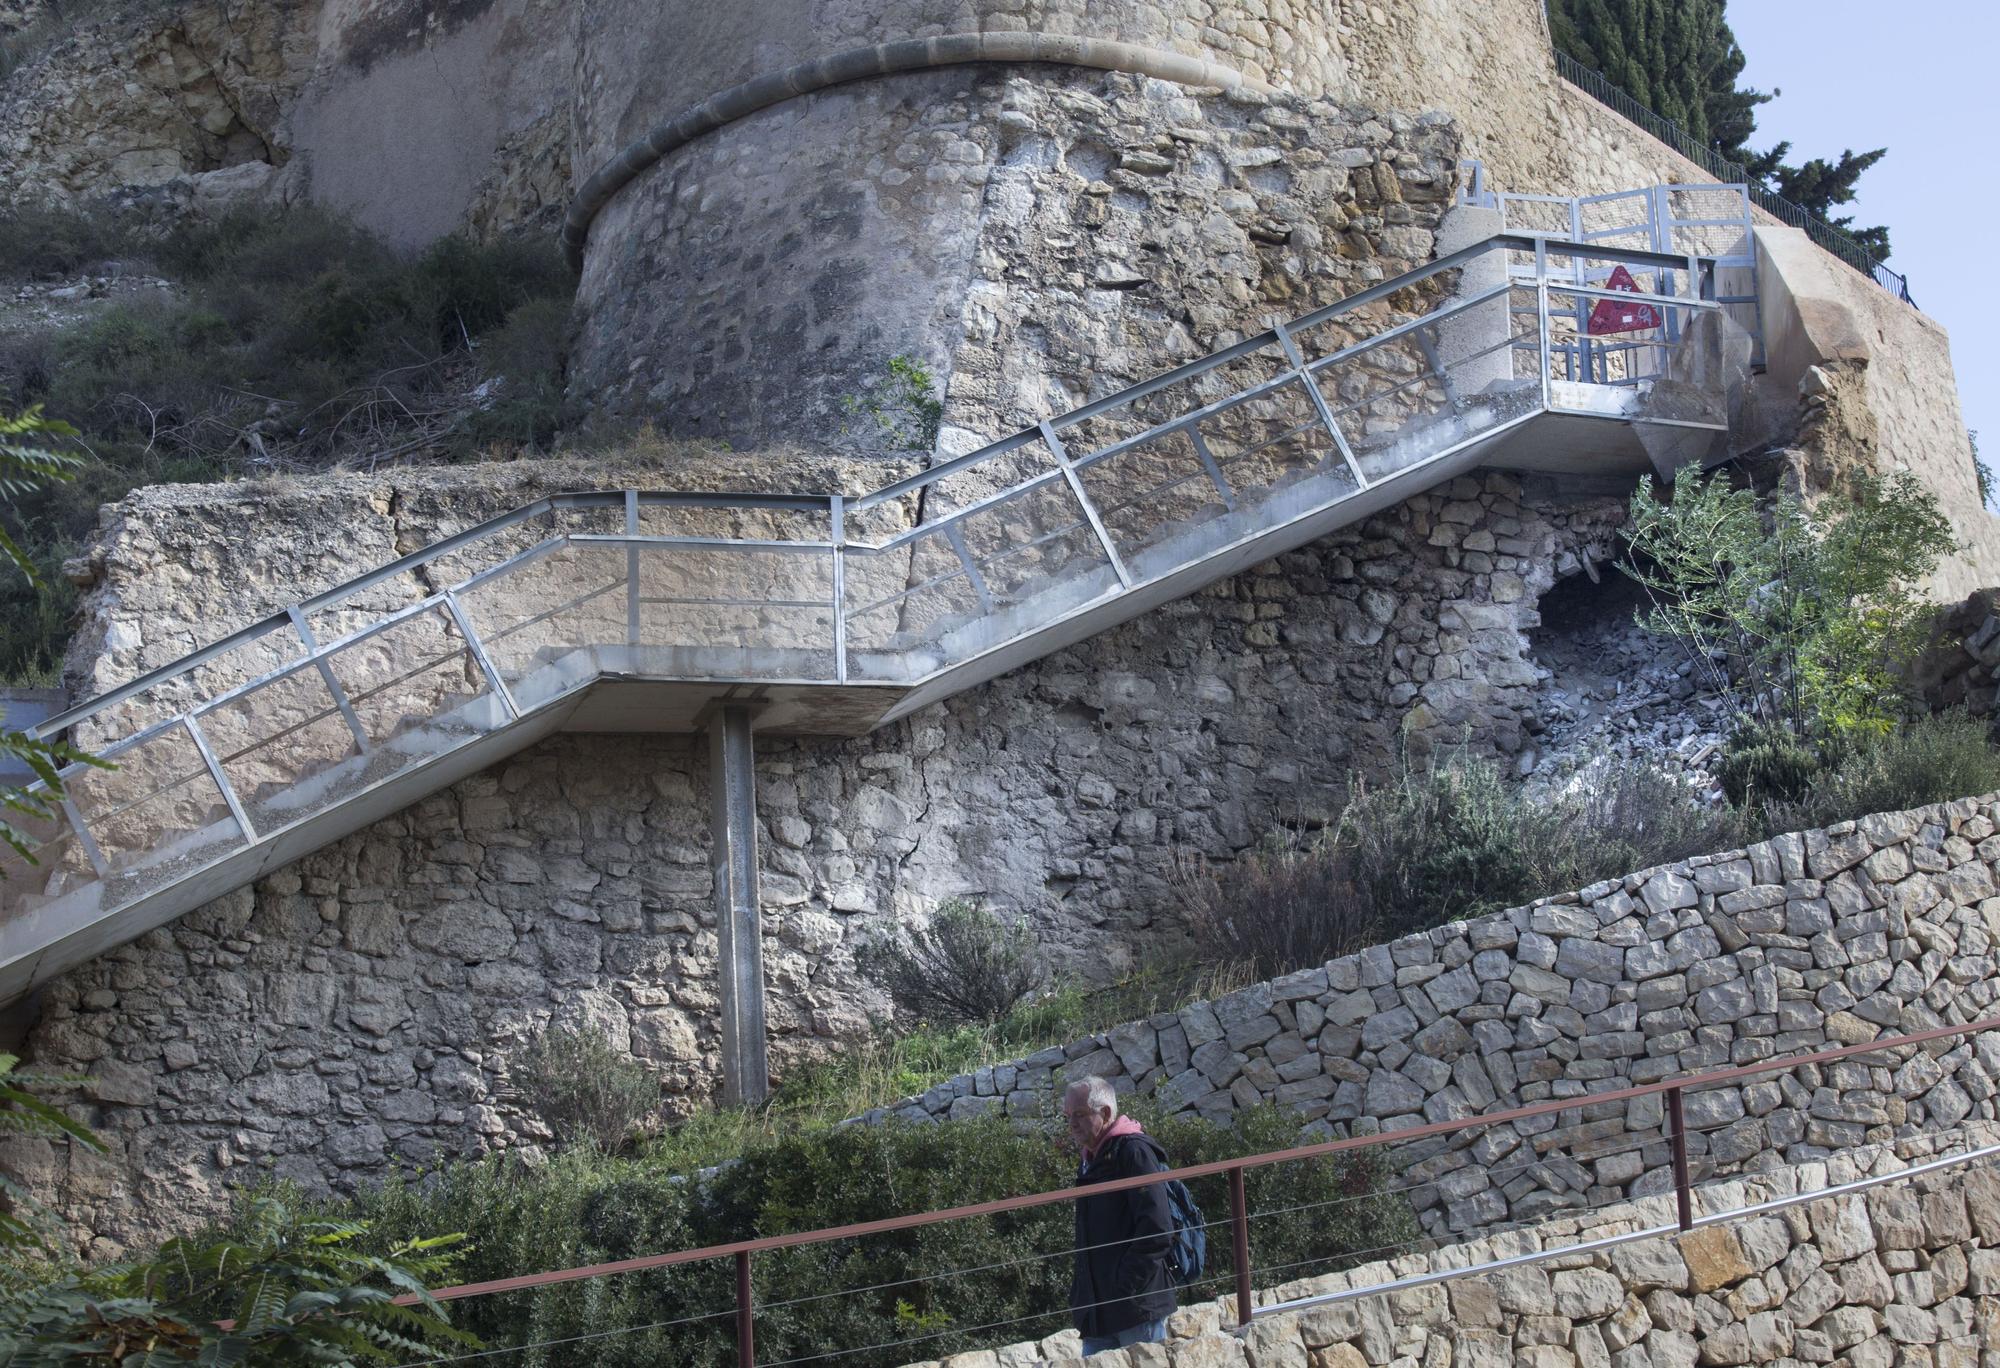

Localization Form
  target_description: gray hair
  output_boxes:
[1065,1074,1119,1116]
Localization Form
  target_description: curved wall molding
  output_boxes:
[561,31,1277,270]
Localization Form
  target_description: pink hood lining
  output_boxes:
[1084,1114,1146,1162]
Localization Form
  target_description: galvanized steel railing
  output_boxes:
[1550,51,1912,304]
[1,233,1727,962]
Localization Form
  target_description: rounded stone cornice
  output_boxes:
[561,30,1277,271]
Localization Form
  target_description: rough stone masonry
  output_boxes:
[23,453,1638,1252]
[873,794,2000,1245]
[923,1130,2000,1368]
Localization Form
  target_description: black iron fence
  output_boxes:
[1554,50,1913,305]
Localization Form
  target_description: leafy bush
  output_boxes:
[343,1105,1414,1368]
[1181,752,1753,973]
[0,1189,471,1364]
[1768,712,2000,833]
[511,1028,661,1154]
[0,203,134,280]
[0,1052,102,1256]
[1620,465,1956,747]
[1173,827,1375,983]
[0,204,577,675]
[1715,718,1829,808]
[860,899,1048,1027]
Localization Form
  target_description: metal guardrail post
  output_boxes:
[943,522,995,614]
[830,494,847,684]
[1188,429,1237,510]
[443,591,520,721]
[1668,1086,1693,1232]
[625,490,641,650]
[1229,1165,1253,1329]
[1270,319,1368,490]
[1038,420,1133,588]
[736,1250,754,1368]
[184,715,257,845]
[287,606,370,756]
[59,796,109,878]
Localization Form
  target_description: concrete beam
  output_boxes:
[708,703,769,1106]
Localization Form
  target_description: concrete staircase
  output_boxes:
[0,230,1748,1019]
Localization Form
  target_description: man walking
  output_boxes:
[1061,1075,1175,1355]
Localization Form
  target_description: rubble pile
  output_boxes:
[1523,567,1732,801]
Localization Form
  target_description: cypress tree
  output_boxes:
[1549,0,1890,259]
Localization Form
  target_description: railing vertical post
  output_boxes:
[736,1250,754,1368]
[1668,1085,1693,1232]
[288,606,370,757]
[184,715,257,846]
[1229,1164,1253,1329]
[1270,319,1367,490]
[829,494,847,685]
[624,490,641,651]
[443,590,520,721]
[1038,420,1133,588]
[59,795,109,878]
[1536,282,1552,405]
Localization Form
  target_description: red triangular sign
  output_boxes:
[1586,264,1662,335]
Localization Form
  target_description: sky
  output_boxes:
[1727,3,1996,475]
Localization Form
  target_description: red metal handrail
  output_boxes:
[402,1010,2000,1361]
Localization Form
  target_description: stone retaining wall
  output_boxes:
[22,455,1634,1253]
[869,795,2000,1242]
[913,1129,2000,1368]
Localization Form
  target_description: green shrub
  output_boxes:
[1768,712,2000,833]
[1173,827,1375,983]
[860,899,1048,1028]
[1182,752,1755,972]
[1715,719,1830,808]
[0,205,577,672]
[511,1028,662,1154]
[343,1105,1414,1367]
[1,1188,471,1364]
[1620,465,1956,746]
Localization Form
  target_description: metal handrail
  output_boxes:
[39,233,1708,747]
[1550,51,1911,303]
[388,1011,2000,1367]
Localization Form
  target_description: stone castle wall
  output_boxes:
[873,793,2000,1245]
[927,1132,2000,1368]
[568,72,1459,455]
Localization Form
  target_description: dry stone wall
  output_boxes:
[873,793,2000,1244]
[23,454,1631,1251]
[923,1131,2000,1368]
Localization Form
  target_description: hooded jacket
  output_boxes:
[1069,1119,1176,1338]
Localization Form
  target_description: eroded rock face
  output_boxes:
[24,455,1639,1250]
[0,0,573,247]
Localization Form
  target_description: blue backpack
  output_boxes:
[1162,1176,1207,1286]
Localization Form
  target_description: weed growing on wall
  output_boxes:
[839,354,943,454]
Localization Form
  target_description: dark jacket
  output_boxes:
[1070,1131,1176,1338]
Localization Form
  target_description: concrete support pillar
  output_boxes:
[1434,204,1512,396]
[708,703,769,1106]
